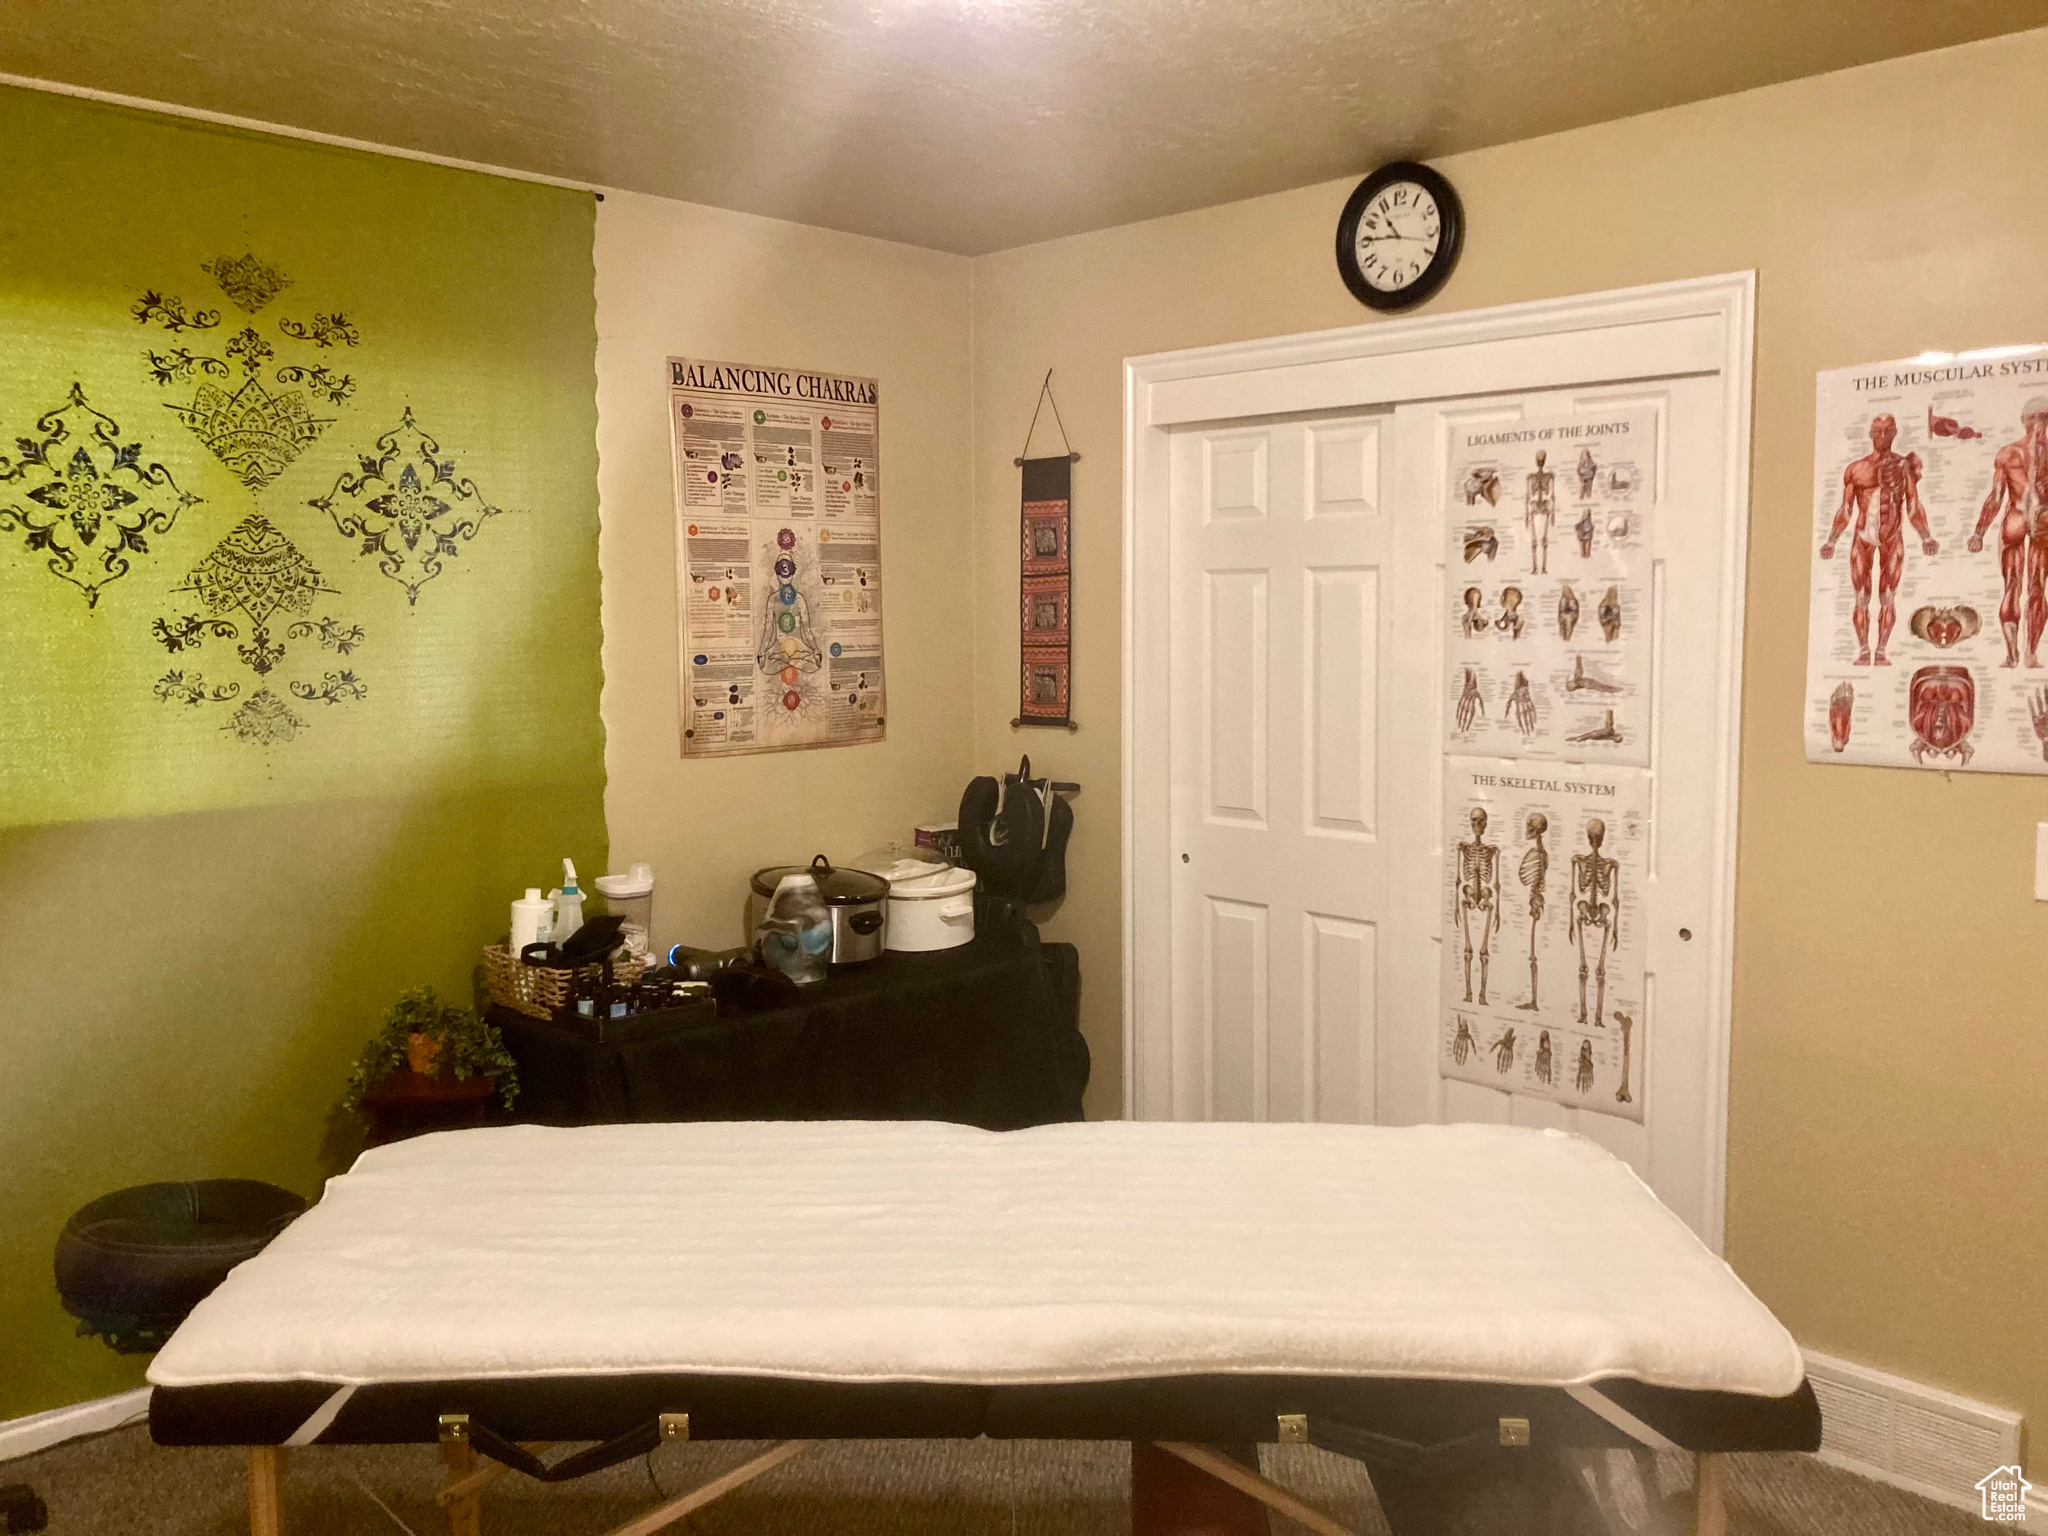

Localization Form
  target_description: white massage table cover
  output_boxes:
[148,1120,1805,1398]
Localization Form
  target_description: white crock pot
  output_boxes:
[870,859,978,952]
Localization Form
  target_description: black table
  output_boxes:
[496,924,1087,1130]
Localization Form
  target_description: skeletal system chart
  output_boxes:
[1805,347,2048,774]
[1438,404,1657,1121]
[1439,760,1648,1120]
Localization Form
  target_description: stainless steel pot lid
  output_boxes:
[750,854,890,905]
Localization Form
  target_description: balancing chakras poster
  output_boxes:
[669,357,886,757]
[1441,405,1655,768]
[1438,759,1649,1121]
[1804,347,2048,773]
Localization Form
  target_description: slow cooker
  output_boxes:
[748,855,889,964]
[853,854,978,952]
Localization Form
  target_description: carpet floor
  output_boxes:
[3,1425,2009,1535]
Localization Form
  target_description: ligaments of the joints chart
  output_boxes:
[1439,759,1648,1121]
[1805,346,2048,773]
[670,357,886,757]
[1442,405,1655,767]
[1438,402,1656,1120]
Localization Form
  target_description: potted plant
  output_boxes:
[342,986,519,1119]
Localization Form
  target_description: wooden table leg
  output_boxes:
[1694,1453,1727,1536]
[1131,1443,1270,1536]
[442,1439,482,1536]
[248,1447,281,1536]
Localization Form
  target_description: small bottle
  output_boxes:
[550,858,586,946]
[511,888,552,954]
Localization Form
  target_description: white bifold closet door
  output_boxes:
[1163,372,1730,1239]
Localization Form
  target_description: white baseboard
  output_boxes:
[0,1387,151,1463]
[1804,1349,2030,1522]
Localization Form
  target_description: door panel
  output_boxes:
[1170,415,1388,1127]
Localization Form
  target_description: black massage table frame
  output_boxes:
[153,1371,1820,1536]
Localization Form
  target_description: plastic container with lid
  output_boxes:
[593,862,656,963]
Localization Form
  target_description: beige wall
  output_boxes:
[968,29,2048,1435]
[597,191,975,953]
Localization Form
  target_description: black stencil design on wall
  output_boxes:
[310,408,506,603]
[0,383,204,608]
[135,255,362,490]
[224,688,306,746]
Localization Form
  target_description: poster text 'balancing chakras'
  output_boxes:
[1804,346,2048,773]
[1438,760,1649,1121]
[669,358,887,757]
[1441,406,1655,768]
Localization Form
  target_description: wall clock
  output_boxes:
[1335,161,1464,311]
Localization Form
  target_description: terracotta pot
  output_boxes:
[406,1032,442,1077]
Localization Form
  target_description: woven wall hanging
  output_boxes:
[1014,371,1079,731]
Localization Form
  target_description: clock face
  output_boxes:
[1353,182,1440,293]
[1335,162,1463,311]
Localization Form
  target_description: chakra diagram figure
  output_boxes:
[1819,412,1937,666]
[1455,807,1503,1005]
[1568,817,1621,1027]
[1576,447,1598,500]
[1525,449,1555,574]
[1517,811,1549,1010]
[1966,397,2048,668]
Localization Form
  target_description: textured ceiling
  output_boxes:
[6,1,2047,254]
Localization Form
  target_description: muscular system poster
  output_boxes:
[1806,346,2048,773]
[1442,405,1655,768]
[1438,759,1648,1122]
[670,357,886,757]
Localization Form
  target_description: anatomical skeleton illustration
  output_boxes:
[1456,807,1503,1005]
[1567,710,1623,745]
[1568,818,1620,1027]
[1558,585,1579,640]
[1462,467,1501,506]
[1576,447,1597,499]
[1566,656,1622,694]
[1506,671,1537,736]
[1461,586,1486,638]
[1575,505,1596,557]
[1525,450,1555,574]
[1598,586,1622,642]
[1438,760,1649,1120]
[1463,525,1499,562]
[1819,413,1937,667]
[1496,586,1524,639]
[1966,397,2048,668]
[1575,1040,1596,1094]
[1517,812,1548,1010]
[1456,667,1484,732]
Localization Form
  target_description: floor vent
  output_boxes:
[1804,1349,2030,1521]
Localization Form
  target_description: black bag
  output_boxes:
[959,756,1071,902]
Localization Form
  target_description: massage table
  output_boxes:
[148,1119,1820,1535]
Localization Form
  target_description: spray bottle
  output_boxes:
[549,858,586,946]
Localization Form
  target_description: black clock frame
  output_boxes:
[1335,161,1464,312]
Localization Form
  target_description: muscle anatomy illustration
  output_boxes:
[1820,413,1937,666]
[1455,807,1503,1006]
[1829,681,1854,753]
[1525,450,1555,574]
[1568,818,1620,1027]
[1517,812,1548,1010]
[1966,397,2048,668]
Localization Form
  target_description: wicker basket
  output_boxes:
[482,944,648,1021]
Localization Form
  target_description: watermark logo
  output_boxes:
[1976,1464,2031,1523]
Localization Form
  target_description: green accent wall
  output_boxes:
[0,87,605,1419]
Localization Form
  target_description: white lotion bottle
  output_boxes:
[511,888,552,954]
